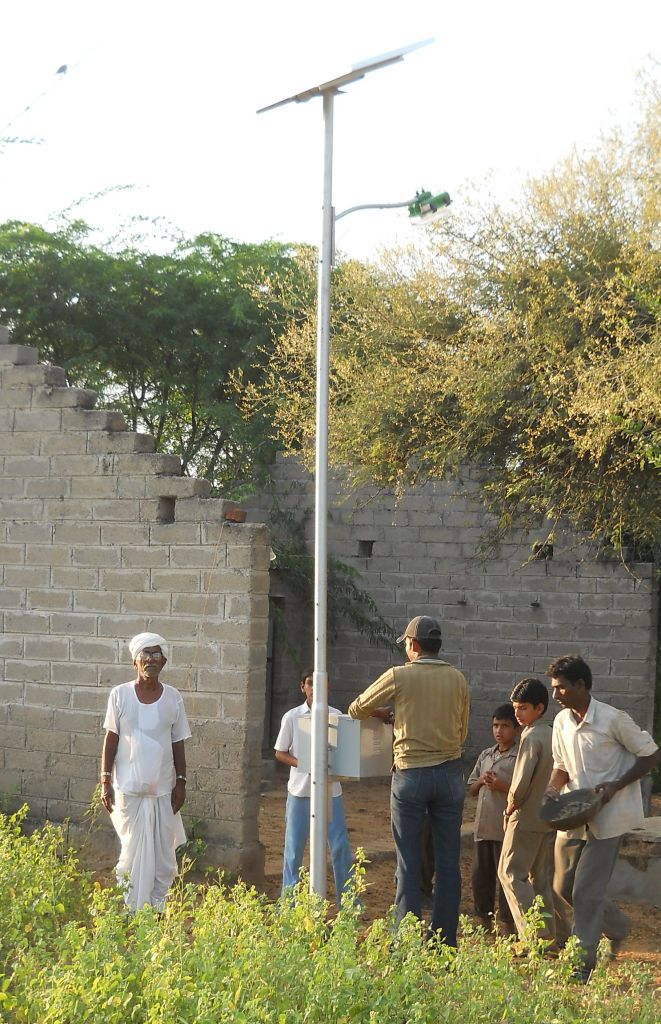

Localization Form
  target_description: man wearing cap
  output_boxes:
[348,615,469,946]
[100,632,192,912]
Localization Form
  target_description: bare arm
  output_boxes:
[468,777,484,797]
[596,748,661,804]
[100,730,119,812]
[545,767,570,798]
[275,749,297,768]
[171,739,187,813]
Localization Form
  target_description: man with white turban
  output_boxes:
[100,633,192,911]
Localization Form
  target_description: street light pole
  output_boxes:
[310,87,334,895]
[258,39,433,898]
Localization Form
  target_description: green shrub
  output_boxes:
[0,823,657,1023]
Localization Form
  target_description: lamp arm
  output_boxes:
[335,199,416,222]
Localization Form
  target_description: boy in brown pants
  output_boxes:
[498,677,555,942]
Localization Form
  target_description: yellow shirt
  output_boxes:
[348,658,469,770]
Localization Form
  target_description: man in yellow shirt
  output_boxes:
[348,615,469,947]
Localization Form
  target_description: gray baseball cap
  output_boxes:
[396,615,442,644]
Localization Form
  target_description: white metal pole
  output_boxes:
[310,87,334,898]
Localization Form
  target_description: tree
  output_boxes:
[0,219,315,495]
[256,88,661,558]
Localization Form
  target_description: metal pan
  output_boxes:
[540,787,605,830]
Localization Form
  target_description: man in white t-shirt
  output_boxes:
[274,669,354,904]
[545,653,660,981]
[100,632,192,911]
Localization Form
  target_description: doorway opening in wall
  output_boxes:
[262,609,276,756]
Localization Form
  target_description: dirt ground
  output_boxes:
[259,772,661,980]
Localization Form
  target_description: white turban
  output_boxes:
[128,632,169,662]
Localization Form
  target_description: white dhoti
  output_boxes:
[111,792,186,911]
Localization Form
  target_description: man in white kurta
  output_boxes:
[100,632,192,911]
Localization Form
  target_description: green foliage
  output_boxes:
[259,87,661,559]
[0,825,657,1023]
[0,807,93,979]
[0,219,315,496]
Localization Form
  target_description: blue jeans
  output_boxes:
[391,759,465,945]
[282,793,355,905]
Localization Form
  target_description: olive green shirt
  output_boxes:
[348,658,469,770]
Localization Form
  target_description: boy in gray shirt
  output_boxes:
[467,703,519,932]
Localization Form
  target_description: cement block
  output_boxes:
[120,546,170,568]
[112,453,182,475]
[69,637,120,662]
[51,567,99,589]
[2,362,66,386]
[0,587,25,609]
[150,570,200,593]
[33,386,97,408]
[169,546,222,569]
[74,590,122,613]
[70,477,118,498]
[24,636,70,660]
[0,480,25,502]
[0,344,38,366]
[51,663,99,686]
[25,545,72,566]
[0,386,33,408]
[52,709,100,733]
[9,704,54,729]
[13,409,62,432]
[61,409,127,431]
[116,476,147,498]
[174,497,233,522]
[19,486,61,515]
[101,569,150,591]
[50,612,98,636]
[98,665,136,687]
[152,523,202,545]
[96,615,150,638]
[101,524,150,545]
[8,747,53,771]
[120,592,172,615]
[4,565,50,588]
[4,610,50,633]
[43,499,94,521]
[40,432,89,455]
[171,593,222,617]
[71,545,121,567]
[25,682,72,708]
[90,499,142,521]
[87,431,156,454]
[71,726,106,750]
[0,431,41,455]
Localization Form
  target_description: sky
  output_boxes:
[0,0,658,260]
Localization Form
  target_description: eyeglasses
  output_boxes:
[138,649,163,661]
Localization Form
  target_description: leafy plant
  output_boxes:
[1,829,658,1022]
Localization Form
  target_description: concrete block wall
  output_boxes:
[0,329,271,879]
[254,455,658,759]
